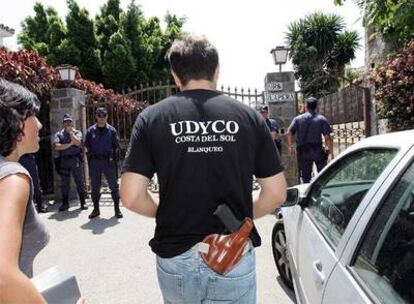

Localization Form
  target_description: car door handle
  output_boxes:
[312,260,326,286]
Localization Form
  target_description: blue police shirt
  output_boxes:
[53,129,83,156]
[84,124,119,156]
[265,118,279,133]
[288,111,331,147]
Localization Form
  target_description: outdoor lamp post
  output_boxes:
[270,46,289,72]
[56,64,77,87]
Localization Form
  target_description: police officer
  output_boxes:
[259,105,282,153]
[85,107,122,219]
[19,153,47,213]
[287,97,334,183]
[53,113,88,211]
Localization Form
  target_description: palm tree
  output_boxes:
[286,12,360,98]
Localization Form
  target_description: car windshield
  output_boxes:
[308,148,397,246]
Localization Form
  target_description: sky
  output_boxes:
[2,0,365,91]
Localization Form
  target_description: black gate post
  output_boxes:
[363,87,372,137]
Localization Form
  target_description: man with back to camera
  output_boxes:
[286,96,334,183]
[120,34,287,303]
[259,105,282,154]
[85,107,122,219]
[53,113,88,211]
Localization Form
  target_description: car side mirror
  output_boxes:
[283,188,300,207]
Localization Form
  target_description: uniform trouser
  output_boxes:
[88,159,120,211]
[60,156,86,204]
[19,155,42,206]
[298,157,327,183]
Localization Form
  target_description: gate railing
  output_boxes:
[318,85,371,155]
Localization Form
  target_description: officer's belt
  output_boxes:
[90,154,111,160]
[60,154,81,159]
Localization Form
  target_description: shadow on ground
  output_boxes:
[277,276,296,302]
[80,217,120,235]
[47,207,84,221]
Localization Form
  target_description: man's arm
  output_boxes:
[324,134,334,159]
[54,142,73,151]
[287,131,296,157]
[70,130,82,146]
[53,131,77,151]
[120,172,158,218]
[253,172,287,219]
[0,175,47,303]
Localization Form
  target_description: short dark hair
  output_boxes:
[0,78,40,157]
[305,97,318,111]
[167,35,219,86]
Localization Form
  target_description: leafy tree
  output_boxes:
[102,31,136,90]
[19,4,64,60]
[18,3,49,50]
[19,0,186,90]
[96,0,121,58]
[143,13,186,81]
[44,9,67,66]
[120,0,150,83]
[65,0,102,81]
[334,0,414,52]
[286,12,360,98]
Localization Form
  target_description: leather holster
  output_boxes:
[200,218,253,275]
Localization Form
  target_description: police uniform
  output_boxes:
[260,106,282,153]
[288,98,332,183]
[53,114,87,211]
[19,153,47,213]
[85,108,122,218]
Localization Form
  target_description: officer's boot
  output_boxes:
[59,196,69,212]
[113,192,123,219]
[79,194,88,210]
[88,197,100,219]
[35,198,48,213]
[114,201,123,219]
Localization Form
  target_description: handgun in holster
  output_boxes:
[200,204,253,275]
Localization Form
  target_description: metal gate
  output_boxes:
[318,85,371,156]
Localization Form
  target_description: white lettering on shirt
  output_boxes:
[169,120,240,153]
[170,120,239,136]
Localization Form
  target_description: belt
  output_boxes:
[195,240,252,256]
[60,154,80,159]
[90,155,111,160]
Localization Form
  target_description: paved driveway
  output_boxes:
[34,195,295,304]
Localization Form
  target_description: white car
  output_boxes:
[272,130,414,304]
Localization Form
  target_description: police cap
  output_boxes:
[259,105,269,113]
[96,107,108,116]
[62,113,73,122]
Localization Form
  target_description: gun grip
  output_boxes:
[214,204,243,233]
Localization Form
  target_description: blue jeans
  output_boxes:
[156,244,256,304]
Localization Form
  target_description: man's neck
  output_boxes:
[97,123,107,128]
[180,79,216,91]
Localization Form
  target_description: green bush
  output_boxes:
[371,41,414,131]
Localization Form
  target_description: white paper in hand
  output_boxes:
[31,266,81,304]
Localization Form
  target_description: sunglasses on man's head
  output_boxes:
[96,113,107,118]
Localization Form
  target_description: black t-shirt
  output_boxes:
[122,89,284,258]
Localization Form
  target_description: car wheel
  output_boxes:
[271,222,294,290]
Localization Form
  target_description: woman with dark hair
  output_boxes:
[0,78,84,303]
